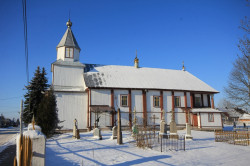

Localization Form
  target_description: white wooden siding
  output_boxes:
[174,92,185,107]
[56,47,80,62]
[200,113,222,128]
[131,90,143,125]
[57,47,65,60]
[114,90,129,126]
[73,48,80,62]
[163,91,171,112]
[175,112,186,125]
[55,92,87,129]
[53,65,84,87]
[91,112,110,127]
[91,89,111,106]
[166,91,172,125]
[146,90,160,112]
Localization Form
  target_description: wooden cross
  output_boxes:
[133,107,137,125]
[150,114,159,138]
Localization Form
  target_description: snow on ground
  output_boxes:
[0,127,18,153]
[46,129,250,166]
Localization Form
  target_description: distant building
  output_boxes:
[51,20,223,131]
[238,114,250,125]
[219,108,243,124]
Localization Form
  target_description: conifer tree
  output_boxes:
[36,87,60,137]
[23,66,49,124]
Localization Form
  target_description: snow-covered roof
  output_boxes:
[192,108,222,113]
[84,65,219,93]
[239,113,250,120]
[218,108,242,118]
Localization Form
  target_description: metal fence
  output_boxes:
[134,128,185,152]
[156,134,185,152]
[215,131,250,146]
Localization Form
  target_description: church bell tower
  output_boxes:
[56,19,81,62]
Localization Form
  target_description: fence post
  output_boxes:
[161,136,162,152]
[158,132,159,143]
[233,131,236,145]
[248,133,249,146]
[184,136,185,151]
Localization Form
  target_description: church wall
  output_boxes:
[90,89,111,127]
[91,89,111,106]
[163,91,171,112]
[165,91,172,125]
[90,111,110,128]
[131,90,143,126]
[174,92,185,108]
[146,90,161,125]
[57,47,65,60]
[55,92,87,129]
[174,92,186,125]
[200,113,222,128]
[53,65,84,87]
[175,111,186,125]
[87,88,216,128]
[114,90,130,126]
[73,48,80,62]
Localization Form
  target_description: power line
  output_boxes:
[22,0,29,84]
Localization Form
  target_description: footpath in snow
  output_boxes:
[46,129,250,166]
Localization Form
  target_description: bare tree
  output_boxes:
[224,17,250,111]
[217,98,236,109]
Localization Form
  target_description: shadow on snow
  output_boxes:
[46,132,173,166]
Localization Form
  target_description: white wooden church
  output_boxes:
[51,20,223,131]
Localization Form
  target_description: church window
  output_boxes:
[195,97,201,107]
[174,96,181,107]
[121,95,128,107]
[65,47,74,58]
[208,113,214,122]
[153,96,160,107]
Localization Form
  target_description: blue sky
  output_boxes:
[0,0,249,119]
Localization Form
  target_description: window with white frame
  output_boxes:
[174,96,181,107]
[120,95,128,107]
[65,47,74,58]
[153,96,160,107]
[208,113,214,122]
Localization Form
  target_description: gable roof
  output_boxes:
[83,65,219,93]
[218,108,243,118]
[57,27,80,50]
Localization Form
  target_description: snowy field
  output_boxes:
[46,129,250,166]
